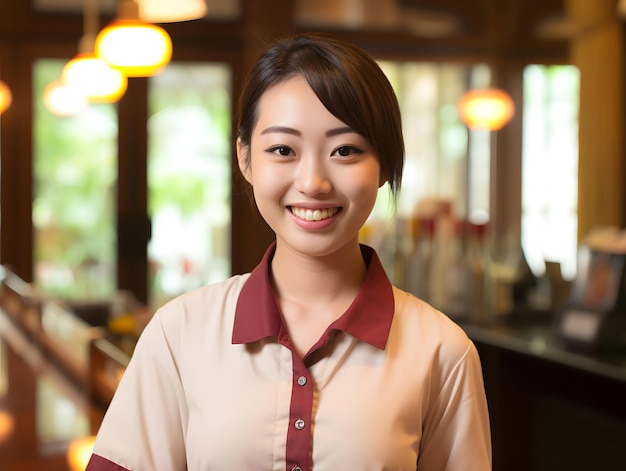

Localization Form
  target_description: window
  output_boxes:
[147,63,232,308]
[32,60,233,306]
[522,65,580,279]
[33,59,118,300]
[366,62,490,221]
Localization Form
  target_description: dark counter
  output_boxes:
[461,313,626,471]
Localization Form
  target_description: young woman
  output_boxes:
[87,33,491,470]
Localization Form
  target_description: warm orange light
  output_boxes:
[95,19,172,77]
[67,434,97,471]
[0,410,15,444]
[62,52,127,103]
[0,80,12,114]
[43,80,89,116]
[457,88,515,131]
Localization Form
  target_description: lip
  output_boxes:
[288,205,342,229]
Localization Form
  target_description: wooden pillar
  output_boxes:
[482,0,525,245]
[230,0,296,274]
[0,41,33,281]
[117,78,150,304]
[565,0,625,240]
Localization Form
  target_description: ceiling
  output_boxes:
[30,0,569,39]
[296,0,569,40]
[399,0,567,38]
[31,0,239,19]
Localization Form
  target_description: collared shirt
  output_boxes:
[87,243,491,470]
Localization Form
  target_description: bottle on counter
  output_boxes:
[484,226,536,322]
[465,221,488,324]
[438,218,470,320]
[406,216,435,301]
[428,206,465,316]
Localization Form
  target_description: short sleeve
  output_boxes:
[87,309,188,471]
[417,340,492,471]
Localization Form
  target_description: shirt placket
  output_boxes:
[285,354,314,471]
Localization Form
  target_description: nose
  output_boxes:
[294,156,332,196]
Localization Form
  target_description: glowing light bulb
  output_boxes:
[0,80,12,114]
[96,19,172,77]
[67,435,97,471]
[0,410,15,444]
[457,88,515,131]
[62,53,127,103]
[43,80,89,116]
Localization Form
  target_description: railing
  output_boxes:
[0,265,130,407]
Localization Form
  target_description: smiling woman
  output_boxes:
[86,33,491,471]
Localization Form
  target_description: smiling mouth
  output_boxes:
[290,206,341,221]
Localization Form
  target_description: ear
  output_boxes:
[236,138,252,184]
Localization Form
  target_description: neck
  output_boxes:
[270,239,366,305]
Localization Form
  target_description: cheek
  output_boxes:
[345,167,382,211]
[250,160,277,187]
[356,183,381,213]
[248,160,290,208]
[351,163,382,195]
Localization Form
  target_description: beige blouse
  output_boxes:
[88,244,491,470]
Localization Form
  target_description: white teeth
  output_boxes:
[291,207,339,221]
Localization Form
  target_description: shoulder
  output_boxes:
[390,287,476,369]
[157,274,250,320]
[141,274,251,346]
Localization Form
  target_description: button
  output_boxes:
[297,376,307,386]
[291,467,302,471]
[294,418,305,430]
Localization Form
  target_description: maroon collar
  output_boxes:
[232,242,395,350]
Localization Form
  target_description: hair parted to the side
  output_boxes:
[235,32,405,199]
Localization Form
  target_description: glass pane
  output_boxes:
[522,65,580,279]
[33,59,118,300]
[148,63,231,309]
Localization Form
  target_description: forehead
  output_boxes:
[254,75,346,132]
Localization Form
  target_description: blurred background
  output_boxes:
[0,1,625,470]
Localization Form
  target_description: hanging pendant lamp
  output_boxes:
[136,0,207,23]
[0,80,12,115]
[95,0,172,77]
[43,80,89,116]
[61,0,127,104]
[457,88,515,131]
[62,44,128,103]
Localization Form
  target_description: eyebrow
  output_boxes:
[259,125,356,137]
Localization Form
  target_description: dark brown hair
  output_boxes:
[235,32,404,198]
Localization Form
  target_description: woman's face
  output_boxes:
[237,75,384,258]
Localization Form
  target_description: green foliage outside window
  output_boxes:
[33,59,117,299]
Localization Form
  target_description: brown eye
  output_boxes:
[268,145,293,156]
[333,146,361,157]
